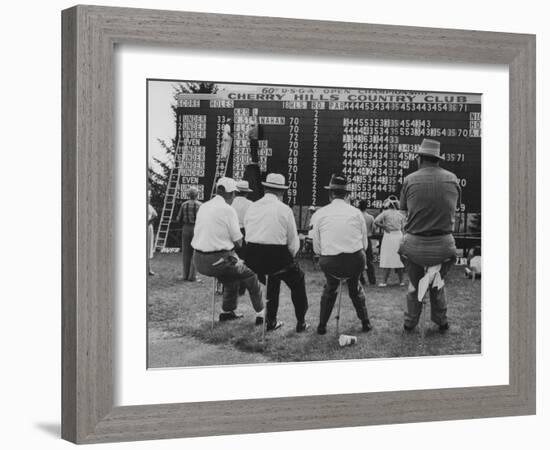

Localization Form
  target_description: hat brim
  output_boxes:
[237,187,253,193]
[262,181,289,189]
[416,149,445,160]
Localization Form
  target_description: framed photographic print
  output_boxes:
[62,5,535,444]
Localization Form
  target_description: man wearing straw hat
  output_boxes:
[399,138,461,332]
[192,177,265,324]
[312,173,373,335]
[232,180,254,238]
[232,180,254,295]
[244,173,309,332]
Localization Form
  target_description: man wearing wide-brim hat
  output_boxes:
[398,138,461,333]
[244,173,309,332]
[312,173,372,335]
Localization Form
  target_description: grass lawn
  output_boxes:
[148,253,481,368]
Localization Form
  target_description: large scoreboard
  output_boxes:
[175,84,481,215]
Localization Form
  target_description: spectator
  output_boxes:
[312,174,372,335]
[374,197,405,286]
[176,187,202,282]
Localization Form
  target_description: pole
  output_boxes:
[336,278,344,335]
[211,277,216,330]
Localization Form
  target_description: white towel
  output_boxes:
[417,264,445,302]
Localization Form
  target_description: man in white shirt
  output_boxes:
[232,180,253,234]
[192,177,264,323]
[232,180,254,295]
[244,173,309,333]
[312,174,372,335]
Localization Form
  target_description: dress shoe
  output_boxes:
[266,321,283,331]
[317,324,327,335]
[439,323,450,333]
[362,320,373,332]
[296,322,310,333]
[255,316,264,326]
[219,311,244,322]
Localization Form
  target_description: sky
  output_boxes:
[148,80,178,170]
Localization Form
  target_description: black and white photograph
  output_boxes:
[147,79,482,368]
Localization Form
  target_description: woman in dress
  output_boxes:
[147,189,158,276]
[374,197,405,286]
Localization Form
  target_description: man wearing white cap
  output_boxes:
[312,173,372,335]
[244,173,309,332]
[192,177,264,323]
[399,139,461,332]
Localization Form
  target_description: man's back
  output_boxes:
[400,166,460,236]
[191,196,241,252]
[313,199,367,256]
[244,193,299,255]
[178,199,202,225]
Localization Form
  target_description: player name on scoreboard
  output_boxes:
[174,85,481,213]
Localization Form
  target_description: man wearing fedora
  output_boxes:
[312,174,372,335]
[244,173,309,332]
[399,138,461,332]
[192,177,265,324]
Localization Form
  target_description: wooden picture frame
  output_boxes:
[62,5,536,444]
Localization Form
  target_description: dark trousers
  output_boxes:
[403,258,454,328]
[245,243,308,326]
[193,250,263,313]
[235,228,247,295]
[366,239,376,284]
[181,225,196,281]
[319,251,370,326]
[266,264,308,325]
[359,239,376,285]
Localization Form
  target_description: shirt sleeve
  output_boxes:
[175,203,183,223]
[399,179,408,211]
[227,208,243,243]
[312,215,322,255]
[359,212,369,250]
[455,178,462,210]
[286,207,300,256]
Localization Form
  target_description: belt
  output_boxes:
[194,248,233,254]
[409,231,451,237]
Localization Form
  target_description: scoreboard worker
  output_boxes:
[312,174,372,335]
[399,139,461,332]
[244,173,309,333]
[192,177,265,323]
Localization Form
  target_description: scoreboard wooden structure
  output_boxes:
[176,84,480,210]
[165,83,480,241]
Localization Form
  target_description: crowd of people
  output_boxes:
[156,138,465,336]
